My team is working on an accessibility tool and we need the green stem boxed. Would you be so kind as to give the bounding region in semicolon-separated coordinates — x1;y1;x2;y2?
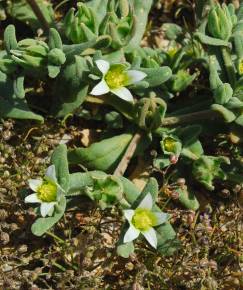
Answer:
87;96;220;127
161;109;219;126
221;46;236;88
46;231;65;244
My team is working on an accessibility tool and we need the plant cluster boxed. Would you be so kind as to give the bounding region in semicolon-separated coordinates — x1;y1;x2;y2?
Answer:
0;0;242;259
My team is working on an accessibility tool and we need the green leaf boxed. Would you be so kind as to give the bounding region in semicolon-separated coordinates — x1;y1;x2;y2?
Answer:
119;176;140;205
126;0;153;50
67;171;107;196
51;145;70;192
49;28;63;50
192;155;230;190
153;155;171;169
7;0;54;30
68;133;133;172
162;23;183;40
177;125;202;146
181;140;204;160
117;242;134;258
99;94;135;120
211;104;236;122
86;0;109;29
214;83;233;105
51;56;89;117
140;66;172;87
31;196;66;236
171;70;197;93
105;111;123;129
86;175;123;209
0;69;43;122
195;32;230;47
63;36;111;59
226;97;243;109
235;114;243;126
68;172;94;195
156;222;181;256
48;65;60;78
177;186;199;210
4;25;18;54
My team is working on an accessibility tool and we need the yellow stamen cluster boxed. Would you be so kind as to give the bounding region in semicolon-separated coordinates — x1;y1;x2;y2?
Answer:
132;208;157;231
37;181;57;202
238;60;243;75
163;137;177;152
167;47;178;58
105;65;129;89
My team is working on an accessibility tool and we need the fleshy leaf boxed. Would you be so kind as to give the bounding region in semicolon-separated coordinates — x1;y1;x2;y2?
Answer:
31;196;66;236
68;134;133;172
51;145;70;192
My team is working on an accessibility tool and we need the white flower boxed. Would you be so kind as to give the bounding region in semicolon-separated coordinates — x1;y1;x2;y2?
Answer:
25;165;64;217
90;59;147;102
123;193;168;249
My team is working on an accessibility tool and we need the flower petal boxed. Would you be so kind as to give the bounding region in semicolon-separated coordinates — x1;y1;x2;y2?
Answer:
40;202;56;217
111;87;134;102
25;193;41;203
126;70;147;84
142;227;157;249
123;224;140;243
28;179;42;192
138;193;153;210
124;209;135;222
96;60;110;74
90;79;110;95
153;212;168;226
45;165;57;182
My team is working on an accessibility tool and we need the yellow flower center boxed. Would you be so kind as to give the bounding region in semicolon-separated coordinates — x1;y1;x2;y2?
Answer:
167;47;178;58
105;65;129;89
132;208;157;231
238;60;243;75
37;181;57;202
163;137;177;152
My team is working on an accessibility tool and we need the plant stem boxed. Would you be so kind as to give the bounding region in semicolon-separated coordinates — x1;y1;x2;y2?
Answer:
221;46;236;88
161;109;219;126
26;0;50;31
114;132;142;177
87;96;221;126
46;231;65;244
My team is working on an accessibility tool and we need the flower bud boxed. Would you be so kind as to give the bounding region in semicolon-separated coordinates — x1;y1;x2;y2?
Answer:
10;39;49;70
64;3;96;44
161;135;182;156
99;0;134;49
207;4;232;41
170;155;178;164
177;178;186;186
135;97;167;131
